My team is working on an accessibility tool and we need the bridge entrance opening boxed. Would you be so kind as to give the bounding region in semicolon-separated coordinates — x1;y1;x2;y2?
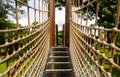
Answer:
55;7;65;46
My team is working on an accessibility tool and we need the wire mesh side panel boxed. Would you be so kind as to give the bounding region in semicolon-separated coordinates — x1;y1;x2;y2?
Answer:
0;0;50;77
70;0;120;77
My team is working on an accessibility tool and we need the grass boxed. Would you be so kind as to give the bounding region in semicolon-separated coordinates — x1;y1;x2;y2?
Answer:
0;47;120;77
0;60;14;73
0;59;14;77
0;62;7;73
99;48;120;77
0;53;36;77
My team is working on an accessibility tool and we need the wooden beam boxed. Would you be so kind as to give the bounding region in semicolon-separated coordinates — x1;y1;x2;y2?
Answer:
65;0;72;46
49;0;55;46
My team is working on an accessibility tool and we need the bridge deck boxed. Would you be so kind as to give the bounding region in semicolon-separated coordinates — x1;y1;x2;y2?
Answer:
44;47;74;77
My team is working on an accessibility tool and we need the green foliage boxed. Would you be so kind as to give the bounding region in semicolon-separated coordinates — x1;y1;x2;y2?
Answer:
58;30;63;36
99;48;120;76
0;0;26;29
0;0;25;19
0;0;26;56
0;0;13;19
0;20;17;29
58;30;63;45
32;21;39;26
55;0;65;10
55;0;66;7
0;59;14;73
58;37;63;45
116;33;120;48
0;20;18;47
98;0;117;28
98;0;120;47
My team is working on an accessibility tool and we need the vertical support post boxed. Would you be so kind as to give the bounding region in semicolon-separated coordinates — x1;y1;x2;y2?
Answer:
65;0;72;46
38;0;40;23
56;24;58;45
86;0;90;25
27;0;30;26
42;0;43;23
63;24;64;45
34;0;36;22
95;1;99;25
49;0;55;46
15;0;19;28
80;0;84;24
109;0;120;73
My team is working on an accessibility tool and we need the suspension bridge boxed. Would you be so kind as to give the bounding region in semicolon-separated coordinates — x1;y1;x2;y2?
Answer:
0;0;120;77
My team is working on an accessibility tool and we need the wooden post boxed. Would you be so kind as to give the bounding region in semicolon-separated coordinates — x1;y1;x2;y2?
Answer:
49;0;55;46
63;24;64;45
56;24;58;45
64;0;72;46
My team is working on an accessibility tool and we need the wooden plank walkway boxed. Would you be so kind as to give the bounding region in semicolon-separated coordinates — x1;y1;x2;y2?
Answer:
44;47;74;77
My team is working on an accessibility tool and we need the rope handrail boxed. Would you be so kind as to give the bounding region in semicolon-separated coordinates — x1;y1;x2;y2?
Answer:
0;0;50;77
16;0;49;12
0;20;49;33
71;21;120;70
70;0;120;77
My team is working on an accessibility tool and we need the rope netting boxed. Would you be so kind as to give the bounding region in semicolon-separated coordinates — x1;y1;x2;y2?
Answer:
0;0;49;77
70;0;120;77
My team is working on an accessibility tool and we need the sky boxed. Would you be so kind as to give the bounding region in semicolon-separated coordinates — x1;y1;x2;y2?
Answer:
9;1;95;31
9;0;65;31
55;7;65;30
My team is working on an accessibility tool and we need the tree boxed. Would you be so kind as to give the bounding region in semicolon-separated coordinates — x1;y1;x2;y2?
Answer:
97;0;120;47
0;0;26;55
55;0;66;7
0;0;26;29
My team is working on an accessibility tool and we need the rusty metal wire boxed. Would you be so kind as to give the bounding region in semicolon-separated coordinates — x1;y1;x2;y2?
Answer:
70;0;120;77
0;0;49;77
